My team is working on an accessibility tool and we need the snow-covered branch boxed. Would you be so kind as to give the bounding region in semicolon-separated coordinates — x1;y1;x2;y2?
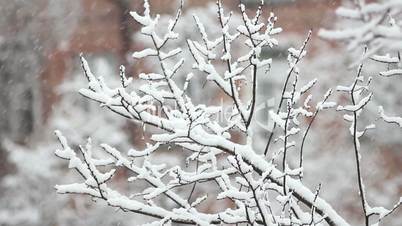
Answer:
320;0;402;75
53;1;401;226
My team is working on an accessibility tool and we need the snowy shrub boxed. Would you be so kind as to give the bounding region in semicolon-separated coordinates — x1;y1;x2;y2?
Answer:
54;1;401;225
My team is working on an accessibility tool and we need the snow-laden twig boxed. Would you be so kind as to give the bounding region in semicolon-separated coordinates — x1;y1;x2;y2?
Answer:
378;106;402;127
264;30;312;156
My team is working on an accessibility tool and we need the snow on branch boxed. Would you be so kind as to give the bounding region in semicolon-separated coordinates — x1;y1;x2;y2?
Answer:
320;0;402;75
53;1;401;226
378;106;402;127
334;58;401;225
319;0;402;52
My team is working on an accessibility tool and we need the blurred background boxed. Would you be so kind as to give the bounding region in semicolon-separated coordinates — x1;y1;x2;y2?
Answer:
0;0;400;225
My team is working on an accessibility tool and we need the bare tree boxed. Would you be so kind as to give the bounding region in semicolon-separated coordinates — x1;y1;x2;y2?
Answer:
54;1;401;225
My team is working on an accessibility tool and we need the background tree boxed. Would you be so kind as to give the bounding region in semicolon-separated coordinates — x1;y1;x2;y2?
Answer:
319;0;402;76
0;59;135;226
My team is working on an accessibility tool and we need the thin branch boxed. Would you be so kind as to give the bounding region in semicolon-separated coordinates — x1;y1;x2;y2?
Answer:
264;30;312;156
